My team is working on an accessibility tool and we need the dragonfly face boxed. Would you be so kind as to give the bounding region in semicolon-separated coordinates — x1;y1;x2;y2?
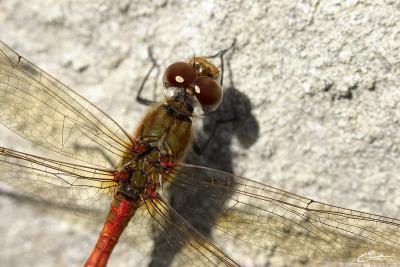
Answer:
163;57;223;113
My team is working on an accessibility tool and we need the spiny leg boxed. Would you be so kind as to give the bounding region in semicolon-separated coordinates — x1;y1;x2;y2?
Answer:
204;39;236;86
136;47;161;106
194;39;237;155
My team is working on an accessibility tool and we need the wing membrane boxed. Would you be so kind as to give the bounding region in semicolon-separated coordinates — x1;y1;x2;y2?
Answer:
0;146;238;266
144;196;239;267
0;41;133;169
0;146;117;212
163;163;400;264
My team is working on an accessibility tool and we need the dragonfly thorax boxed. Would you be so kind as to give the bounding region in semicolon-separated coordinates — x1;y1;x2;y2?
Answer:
114;58;225;201
116;147;173;200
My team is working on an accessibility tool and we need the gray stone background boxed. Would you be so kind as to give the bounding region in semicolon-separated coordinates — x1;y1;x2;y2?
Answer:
1;0;400;266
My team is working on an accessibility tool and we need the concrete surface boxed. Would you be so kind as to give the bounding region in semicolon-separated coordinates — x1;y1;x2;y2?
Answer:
1;0;400;266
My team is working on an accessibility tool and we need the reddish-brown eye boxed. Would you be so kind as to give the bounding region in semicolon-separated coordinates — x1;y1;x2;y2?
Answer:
163;62;197;88
194;77;223;111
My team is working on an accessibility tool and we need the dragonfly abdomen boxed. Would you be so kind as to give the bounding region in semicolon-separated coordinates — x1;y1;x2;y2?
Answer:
84;193;139;267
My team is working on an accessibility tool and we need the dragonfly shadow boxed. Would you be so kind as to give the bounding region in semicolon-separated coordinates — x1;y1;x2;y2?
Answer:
147;86;260;266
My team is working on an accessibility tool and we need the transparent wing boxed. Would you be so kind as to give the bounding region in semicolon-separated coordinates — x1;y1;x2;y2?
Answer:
128;196;239;267
0;41;133;169
90;191;240;267
0;146;238;266
159;163;400;265
0;146;117;212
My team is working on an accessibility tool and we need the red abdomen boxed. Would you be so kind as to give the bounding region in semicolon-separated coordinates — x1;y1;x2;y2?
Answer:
84;193;139;267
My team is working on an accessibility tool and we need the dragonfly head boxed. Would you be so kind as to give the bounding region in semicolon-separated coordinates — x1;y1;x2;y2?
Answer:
162;57;223;113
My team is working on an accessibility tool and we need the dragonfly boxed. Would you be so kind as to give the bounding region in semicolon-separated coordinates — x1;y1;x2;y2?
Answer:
0;41;400;267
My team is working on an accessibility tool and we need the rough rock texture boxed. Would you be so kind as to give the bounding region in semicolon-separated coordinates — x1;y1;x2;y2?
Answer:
1;0;400;266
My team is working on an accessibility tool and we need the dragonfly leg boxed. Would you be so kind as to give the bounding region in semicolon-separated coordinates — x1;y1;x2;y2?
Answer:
204;39;236;86
136;46;161;106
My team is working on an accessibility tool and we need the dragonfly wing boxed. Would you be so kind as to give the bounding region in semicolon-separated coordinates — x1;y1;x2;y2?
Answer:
162;163;400;264
0;146;117;213
0;41;133;169
142;196;239;267
119;194;239;267
106;203;193;267
0;147;235;266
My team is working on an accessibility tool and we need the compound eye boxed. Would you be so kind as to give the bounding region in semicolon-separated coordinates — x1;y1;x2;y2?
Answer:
163;62;197;88
194;77;223;111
